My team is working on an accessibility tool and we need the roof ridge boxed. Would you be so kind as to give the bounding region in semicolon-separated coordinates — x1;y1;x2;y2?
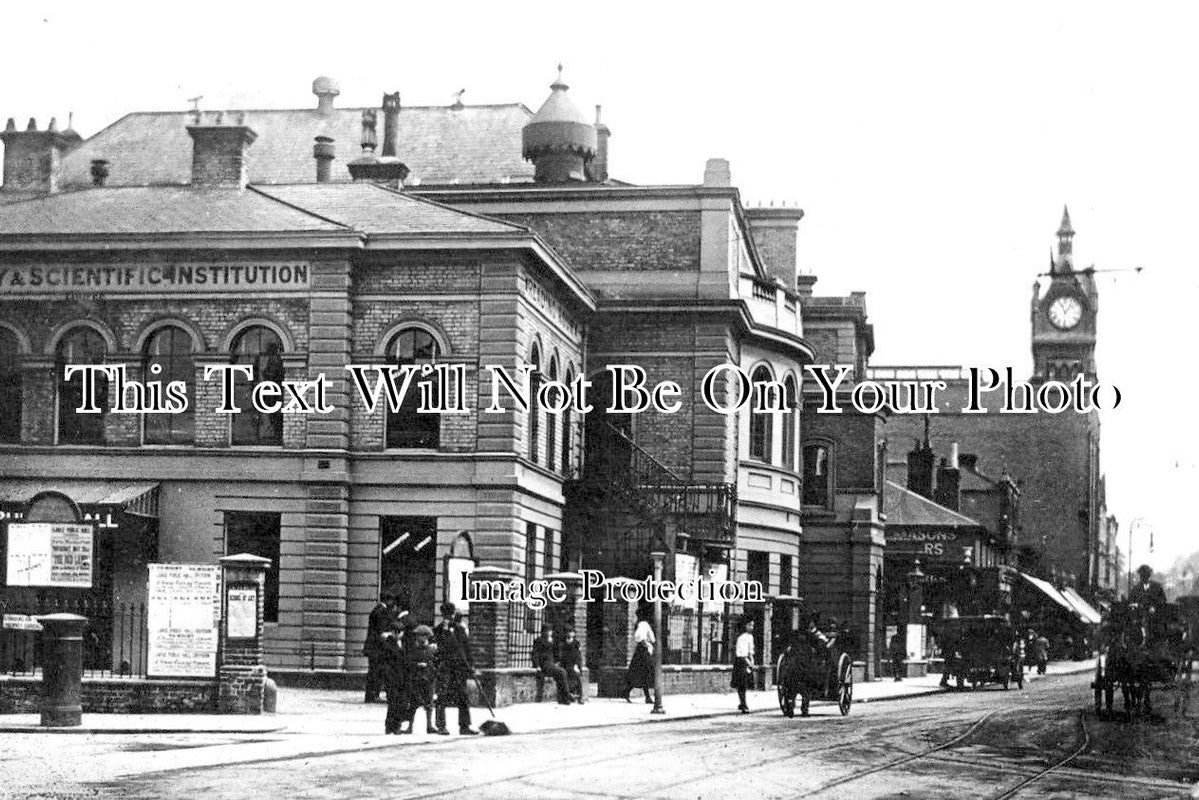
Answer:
247;185;360;233
116;103;532;117
368;183;532;234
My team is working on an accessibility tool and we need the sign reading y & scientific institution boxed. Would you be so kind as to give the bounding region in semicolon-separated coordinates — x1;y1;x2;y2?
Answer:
5;523;93;588
147;563;220;678
0;262;310;295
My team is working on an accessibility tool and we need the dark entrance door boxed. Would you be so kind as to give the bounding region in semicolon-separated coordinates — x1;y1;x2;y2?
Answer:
380;517;437;625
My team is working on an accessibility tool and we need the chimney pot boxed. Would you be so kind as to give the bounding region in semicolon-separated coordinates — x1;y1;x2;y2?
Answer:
313;76;340;115
47;117;58;132
4;118;15;132
26;118;37;131
90;159;110;187
590;104;611;183
314;136;335;183
381;92;400;158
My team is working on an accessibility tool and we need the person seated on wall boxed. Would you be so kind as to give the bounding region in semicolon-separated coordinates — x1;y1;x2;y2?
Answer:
531;626;572;705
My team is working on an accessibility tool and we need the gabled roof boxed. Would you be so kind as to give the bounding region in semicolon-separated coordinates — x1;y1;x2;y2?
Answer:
54;105;536;189
883;480;983;529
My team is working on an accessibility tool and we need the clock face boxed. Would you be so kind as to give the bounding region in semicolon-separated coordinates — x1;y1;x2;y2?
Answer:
1048;296;1083;330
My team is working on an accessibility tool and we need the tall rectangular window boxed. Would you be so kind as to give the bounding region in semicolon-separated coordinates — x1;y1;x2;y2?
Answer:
525;522;538;583
747;550;769;593
543;530;557;576
779;554;793;596
225;512;281;623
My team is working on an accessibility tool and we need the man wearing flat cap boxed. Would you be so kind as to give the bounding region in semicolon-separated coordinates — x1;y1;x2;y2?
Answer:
434;602;478;735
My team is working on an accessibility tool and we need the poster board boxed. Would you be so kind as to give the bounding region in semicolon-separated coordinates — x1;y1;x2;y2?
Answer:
147;563;220;678
5;523;93;588
445;556;475;611
673;553;700;610
704;563;729;613
226;587;258;639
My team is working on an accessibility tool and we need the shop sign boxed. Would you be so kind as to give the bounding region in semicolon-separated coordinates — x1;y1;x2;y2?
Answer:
147;563;220;678
5;523;93;588
887;529;965;561
226;588;258;639
673;553;700;610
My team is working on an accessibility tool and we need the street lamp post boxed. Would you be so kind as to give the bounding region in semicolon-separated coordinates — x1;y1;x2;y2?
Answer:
650;550;666;714
1127;518;1145;597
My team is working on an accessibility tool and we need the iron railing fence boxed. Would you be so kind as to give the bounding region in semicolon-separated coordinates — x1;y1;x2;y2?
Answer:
0;597;147;678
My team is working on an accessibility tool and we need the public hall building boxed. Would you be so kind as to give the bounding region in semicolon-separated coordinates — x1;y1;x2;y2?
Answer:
0;74;844;687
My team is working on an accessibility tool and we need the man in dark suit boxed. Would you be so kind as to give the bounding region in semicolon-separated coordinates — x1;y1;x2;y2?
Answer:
1129;564;1168;643
363;595;396;703
434;602;478;735
559;628;585;703
532;626;571;705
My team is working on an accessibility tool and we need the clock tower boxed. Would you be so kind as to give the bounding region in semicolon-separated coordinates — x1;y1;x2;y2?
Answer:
1031;206;1099;381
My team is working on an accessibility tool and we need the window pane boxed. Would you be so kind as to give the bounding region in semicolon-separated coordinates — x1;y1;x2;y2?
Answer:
386;328;441;449
56;328;107;445
144;327;195;445
225;512;281;623
231;327;284;446
803;445;830;506
0;328;21;443
749;367;773;463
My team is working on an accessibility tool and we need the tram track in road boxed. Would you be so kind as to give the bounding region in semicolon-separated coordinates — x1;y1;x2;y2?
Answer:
983;710;1090;800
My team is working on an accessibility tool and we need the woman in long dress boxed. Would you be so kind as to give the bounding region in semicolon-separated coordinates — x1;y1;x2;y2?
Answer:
625;617;655;703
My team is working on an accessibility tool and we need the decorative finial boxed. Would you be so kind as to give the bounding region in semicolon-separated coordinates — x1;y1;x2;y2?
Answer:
552;63;567;90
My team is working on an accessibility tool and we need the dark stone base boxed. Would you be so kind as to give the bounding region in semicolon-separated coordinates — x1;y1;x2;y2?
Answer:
593;664;772;698
0;676;217;715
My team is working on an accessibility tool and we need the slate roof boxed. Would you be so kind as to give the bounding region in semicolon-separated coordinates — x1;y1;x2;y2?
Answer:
883;480;984;529
253;183;525;237
0;186;349;236
0;183;533;239
54;105;536;190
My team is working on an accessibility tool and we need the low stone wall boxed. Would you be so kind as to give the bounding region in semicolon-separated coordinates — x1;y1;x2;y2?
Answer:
593;664;772;698
0;675;217;715
477;667;590;707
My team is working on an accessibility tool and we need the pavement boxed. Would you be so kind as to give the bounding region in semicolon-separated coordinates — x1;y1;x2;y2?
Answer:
0;657;1096;736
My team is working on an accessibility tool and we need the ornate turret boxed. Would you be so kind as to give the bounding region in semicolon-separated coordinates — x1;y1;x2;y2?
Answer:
1053;205;1075;273
521;66;597;183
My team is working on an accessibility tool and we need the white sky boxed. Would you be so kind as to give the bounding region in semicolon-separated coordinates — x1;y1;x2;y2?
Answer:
3;1;1196;571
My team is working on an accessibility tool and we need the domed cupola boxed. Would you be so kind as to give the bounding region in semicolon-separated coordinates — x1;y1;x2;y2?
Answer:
522;65;597;183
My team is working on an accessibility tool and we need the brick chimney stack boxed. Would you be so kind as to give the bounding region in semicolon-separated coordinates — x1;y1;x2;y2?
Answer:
934;446;961;512
796;274;817;297
746;204;805;289
1;116;83;193
186;112;257;188
589;104;611;182
347;97;408;188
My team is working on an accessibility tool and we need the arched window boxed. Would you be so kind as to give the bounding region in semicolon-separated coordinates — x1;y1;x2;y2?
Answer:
803;444;831;507
545;356;559;472
528;344;541;464
782;375;798;471
748;365;774;463
143;326;195;445
561;367;575;475
231;326;284;446
56;327;108;445
0;328;21;443
386;327;440;449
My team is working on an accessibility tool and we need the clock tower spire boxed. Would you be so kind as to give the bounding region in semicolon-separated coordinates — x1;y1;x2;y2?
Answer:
1031;206;1098;381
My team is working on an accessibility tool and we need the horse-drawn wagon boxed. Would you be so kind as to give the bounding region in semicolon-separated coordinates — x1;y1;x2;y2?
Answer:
775;623;853;717
939;615;1023;691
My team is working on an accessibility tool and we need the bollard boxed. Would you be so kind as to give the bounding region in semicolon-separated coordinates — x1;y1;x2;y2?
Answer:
38;613;88;727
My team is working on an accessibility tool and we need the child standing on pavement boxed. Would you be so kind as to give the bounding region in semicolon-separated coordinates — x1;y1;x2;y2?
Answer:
401;624;438;734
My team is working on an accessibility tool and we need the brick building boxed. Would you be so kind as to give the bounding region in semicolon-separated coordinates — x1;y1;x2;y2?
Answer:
872;209;1112;600
0;106;595;690
0;72;896;693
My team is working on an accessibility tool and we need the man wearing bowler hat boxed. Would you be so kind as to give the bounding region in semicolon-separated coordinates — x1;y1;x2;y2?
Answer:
434;602;478;735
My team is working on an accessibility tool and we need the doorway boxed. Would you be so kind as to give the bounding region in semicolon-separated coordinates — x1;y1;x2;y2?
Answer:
380;517;437;625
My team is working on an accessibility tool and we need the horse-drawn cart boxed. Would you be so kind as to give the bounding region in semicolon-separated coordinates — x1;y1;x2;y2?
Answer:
939;615;1023;691
1093;600;1190;717
775;627;853;717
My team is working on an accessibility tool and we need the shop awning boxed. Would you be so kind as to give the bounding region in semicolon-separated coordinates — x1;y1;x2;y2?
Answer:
1060;587;1103;625
0;480;160;518
1018;571;1078;617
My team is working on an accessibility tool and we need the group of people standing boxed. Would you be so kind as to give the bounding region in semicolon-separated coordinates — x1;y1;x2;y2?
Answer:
363;598;478;736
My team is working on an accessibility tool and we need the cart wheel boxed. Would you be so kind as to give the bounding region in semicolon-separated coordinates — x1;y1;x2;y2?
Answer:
838;655;853;716
778;684;795;718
